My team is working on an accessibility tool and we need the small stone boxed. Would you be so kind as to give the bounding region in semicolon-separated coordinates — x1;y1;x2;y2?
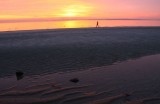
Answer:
70;78;79;83
125;93;130;97
16;71;24;80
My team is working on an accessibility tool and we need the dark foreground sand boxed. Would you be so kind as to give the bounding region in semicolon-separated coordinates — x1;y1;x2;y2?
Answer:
0;54;160;104
0;27;160;104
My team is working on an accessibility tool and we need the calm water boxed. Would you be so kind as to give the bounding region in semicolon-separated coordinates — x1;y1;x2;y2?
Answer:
0;20;160;31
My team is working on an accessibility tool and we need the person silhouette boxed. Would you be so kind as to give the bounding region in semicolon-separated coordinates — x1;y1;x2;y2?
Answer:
96;21;99;28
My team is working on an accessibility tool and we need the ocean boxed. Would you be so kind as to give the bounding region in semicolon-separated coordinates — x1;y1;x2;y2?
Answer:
0;20;160;31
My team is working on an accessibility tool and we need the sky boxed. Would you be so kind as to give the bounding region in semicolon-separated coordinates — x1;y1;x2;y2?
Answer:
0;0;160;20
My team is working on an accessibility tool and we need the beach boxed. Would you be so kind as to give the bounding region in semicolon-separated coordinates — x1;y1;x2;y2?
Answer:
0;27;160;104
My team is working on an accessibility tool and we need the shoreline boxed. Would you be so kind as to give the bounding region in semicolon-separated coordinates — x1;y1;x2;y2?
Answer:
0;26;160;33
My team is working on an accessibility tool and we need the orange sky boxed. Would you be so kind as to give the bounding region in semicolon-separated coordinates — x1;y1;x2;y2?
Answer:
0;0;160;20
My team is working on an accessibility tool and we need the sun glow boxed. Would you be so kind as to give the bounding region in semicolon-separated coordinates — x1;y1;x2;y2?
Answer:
0;0;159;21
0;15;31;19
57;4;93;17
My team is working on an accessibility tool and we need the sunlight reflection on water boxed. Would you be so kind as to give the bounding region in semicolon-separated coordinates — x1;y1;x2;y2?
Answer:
0;20;160;31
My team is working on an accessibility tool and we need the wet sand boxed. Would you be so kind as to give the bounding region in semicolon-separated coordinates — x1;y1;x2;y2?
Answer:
0;54;160;104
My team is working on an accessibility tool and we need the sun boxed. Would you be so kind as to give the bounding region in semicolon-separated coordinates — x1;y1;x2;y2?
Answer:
57;4;93;17
63;7;78;17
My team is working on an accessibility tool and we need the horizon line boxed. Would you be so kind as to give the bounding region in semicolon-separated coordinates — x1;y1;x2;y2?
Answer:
0;18;159;23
